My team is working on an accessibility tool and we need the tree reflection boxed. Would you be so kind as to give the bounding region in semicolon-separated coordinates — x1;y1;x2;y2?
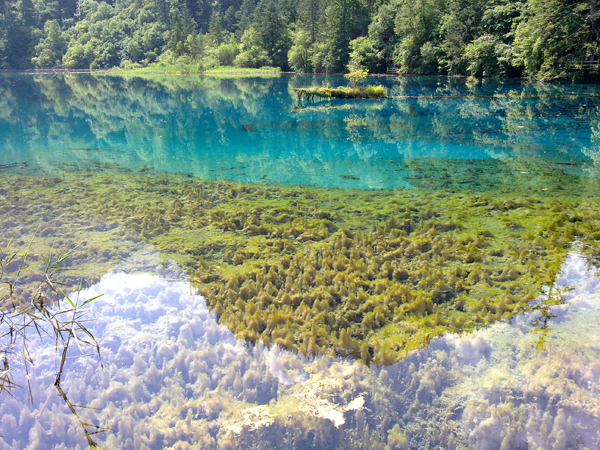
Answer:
0;74;599;194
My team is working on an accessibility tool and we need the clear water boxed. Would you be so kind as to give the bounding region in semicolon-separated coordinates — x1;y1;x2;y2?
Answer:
2;243;599;449
1;73;600;449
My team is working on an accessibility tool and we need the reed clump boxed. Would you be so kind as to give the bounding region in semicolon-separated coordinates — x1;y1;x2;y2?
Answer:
0;240;107;446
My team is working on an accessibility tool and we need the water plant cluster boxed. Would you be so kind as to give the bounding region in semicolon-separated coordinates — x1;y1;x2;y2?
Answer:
295;85;388;101
0;240;107;447
3;167;599;366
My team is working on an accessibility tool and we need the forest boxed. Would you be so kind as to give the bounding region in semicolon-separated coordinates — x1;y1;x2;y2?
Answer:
0;0;599;79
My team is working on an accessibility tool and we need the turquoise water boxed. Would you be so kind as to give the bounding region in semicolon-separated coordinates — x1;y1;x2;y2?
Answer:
1;74;600;189
1;73;600;449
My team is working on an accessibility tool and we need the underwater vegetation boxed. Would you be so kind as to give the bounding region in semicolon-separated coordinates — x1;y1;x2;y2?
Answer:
2;166;600;366
3;74;600;448
1;249;598;449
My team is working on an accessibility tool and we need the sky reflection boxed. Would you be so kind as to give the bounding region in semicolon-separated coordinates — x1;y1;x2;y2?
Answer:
0;246;598;449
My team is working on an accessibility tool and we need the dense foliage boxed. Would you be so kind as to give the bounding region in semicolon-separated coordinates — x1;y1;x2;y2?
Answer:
0;0;599;78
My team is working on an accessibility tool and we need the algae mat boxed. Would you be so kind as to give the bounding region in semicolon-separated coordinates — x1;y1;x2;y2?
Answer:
2;163;600;365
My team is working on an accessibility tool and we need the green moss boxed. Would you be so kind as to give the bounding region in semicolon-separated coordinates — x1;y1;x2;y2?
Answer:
2;167;600;365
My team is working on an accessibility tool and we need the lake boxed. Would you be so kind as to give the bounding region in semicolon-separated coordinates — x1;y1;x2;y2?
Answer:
0;73;599;449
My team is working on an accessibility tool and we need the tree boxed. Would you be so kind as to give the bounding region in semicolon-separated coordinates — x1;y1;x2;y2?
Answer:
252;0;291;69
1;0;37;68
349;36;379;73
296;0;320;43
392;0;446;74
32;18;67;67
357;0;398;73
234;26;270;67
321;0;370;72
207;10;223;46
513;0;600;79
62;39;96;68
234;0;256;37
216;38;240;65
0;0;597;76
288;28;313;72
437;0;487;74
169;0;197;55
464;33;513;76
345;57;368;87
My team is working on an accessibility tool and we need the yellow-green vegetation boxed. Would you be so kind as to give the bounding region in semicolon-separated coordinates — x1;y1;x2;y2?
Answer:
2;168;599;365
99;64;282;76
294;85;388;101
345;58;369;88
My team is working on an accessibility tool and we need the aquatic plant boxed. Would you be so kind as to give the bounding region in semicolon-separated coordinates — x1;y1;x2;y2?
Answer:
295;86;388;100
0;239;107;447
364;85;387;98
3;167;598;366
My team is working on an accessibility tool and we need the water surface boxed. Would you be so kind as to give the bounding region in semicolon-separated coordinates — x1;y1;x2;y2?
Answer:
1;73;600;449
2;73;600;189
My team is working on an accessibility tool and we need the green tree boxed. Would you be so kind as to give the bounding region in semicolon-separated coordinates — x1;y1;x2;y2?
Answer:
126;8;167;63
222;5;237;32
234;0;256;37
32;18;67;67
216;37;240;65
2;0;37;68
356;0;398;73
252;0;291;69
34;0;60;25
288;28;313;72
207;10;223;46
345;57;368;87
62;39;97;68
437;0;487;74
234;26;270;67
349;36;379;72
320;0;370;72
513;0;600;79
296;0;320;43
392;0;446;74
169;0;197;55
464;33;513;76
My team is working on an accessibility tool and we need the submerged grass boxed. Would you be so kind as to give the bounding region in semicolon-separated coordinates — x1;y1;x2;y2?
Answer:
2;166;599;365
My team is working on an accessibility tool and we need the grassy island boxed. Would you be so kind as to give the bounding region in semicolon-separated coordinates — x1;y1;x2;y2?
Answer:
293;60;388;101
294;85;388;100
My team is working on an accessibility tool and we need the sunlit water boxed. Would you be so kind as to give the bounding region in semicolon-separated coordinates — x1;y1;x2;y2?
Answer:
1;73;600;449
